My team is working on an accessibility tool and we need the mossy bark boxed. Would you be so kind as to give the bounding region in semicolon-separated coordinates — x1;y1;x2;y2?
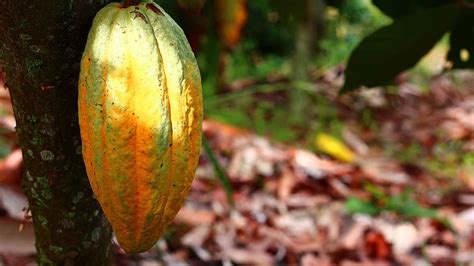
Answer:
0;1;114;264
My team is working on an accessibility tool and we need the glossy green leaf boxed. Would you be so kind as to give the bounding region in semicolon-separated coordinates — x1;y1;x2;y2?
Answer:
341;4;461;93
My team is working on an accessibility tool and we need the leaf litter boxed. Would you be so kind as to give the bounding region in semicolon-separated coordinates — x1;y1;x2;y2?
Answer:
0;69;473;265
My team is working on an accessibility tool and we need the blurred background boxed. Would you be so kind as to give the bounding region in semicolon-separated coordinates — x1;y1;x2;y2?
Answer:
1;0;474;265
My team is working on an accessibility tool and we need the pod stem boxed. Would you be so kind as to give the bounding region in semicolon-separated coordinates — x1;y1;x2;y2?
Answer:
122;0;141;8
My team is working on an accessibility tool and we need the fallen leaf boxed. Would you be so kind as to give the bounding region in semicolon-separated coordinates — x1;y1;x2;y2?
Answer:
0;217;35;254
315;133;356;163
225;248;273;266
0;186;28;221
175;206;216;226
0;149;23;187
181;225;211;247
363;229;392;260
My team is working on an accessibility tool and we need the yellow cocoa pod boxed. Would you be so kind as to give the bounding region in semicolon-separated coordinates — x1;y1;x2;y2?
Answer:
78;1;202;253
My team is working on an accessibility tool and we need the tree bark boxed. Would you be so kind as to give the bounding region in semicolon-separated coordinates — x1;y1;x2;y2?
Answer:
289;0;325;125
0;1;114;264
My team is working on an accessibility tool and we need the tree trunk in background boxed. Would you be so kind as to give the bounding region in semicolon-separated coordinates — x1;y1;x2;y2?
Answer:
289;0;325;125
0;1;114;264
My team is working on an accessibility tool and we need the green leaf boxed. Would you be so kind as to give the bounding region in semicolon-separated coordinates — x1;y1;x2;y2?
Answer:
176;0;206;14
341;4;460;93
398;201;437;218
202;137;235;208
447;10;474;69
372;0;451;19
345;197;380;215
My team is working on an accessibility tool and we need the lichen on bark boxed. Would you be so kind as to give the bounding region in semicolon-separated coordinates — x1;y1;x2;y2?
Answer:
0;0;115;264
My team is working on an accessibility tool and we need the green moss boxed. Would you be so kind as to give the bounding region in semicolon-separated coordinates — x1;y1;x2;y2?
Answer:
91;227;101;242
25;57;43;72
37;249;54;265
82;241;92;249
49;245;64;254
37;214;48;228
37;176;52;200
40;150;55;161
26;115;38;124
72;192;85;204
30;136;45;146
61;217;75;229
28;175;52;208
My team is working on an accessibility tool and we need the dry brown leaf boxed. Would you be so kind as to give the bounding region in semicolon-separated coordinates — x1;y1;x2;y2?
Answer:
0;186;28;221
225;248;273;266
340;261;392;266
343;129;369;156
363;229;392;260
359;158;409;184
277;169;296;200
0;65;5;90
285;194;330;209
0;116;16;133
0;149;23;187
424;245;453;262
181;225;211;248
291;149;353;179
274;211;317;237
0;217;35;254
388;223;419;256
301;253;332;266
340;219;370;250
175;206;216;225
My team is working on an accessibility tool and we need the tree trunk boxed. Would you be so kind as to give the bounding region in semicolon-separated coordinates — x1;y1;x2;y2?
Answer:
0;1;114;264
289;0;324;125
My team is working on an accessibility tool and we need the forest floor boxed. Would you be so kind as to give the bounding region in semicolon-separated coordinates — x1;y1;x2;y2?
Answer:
0;69;473;265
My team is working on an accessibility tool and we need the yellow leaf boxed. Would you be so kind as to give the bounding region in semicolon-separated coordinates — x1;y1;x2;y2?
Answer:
314;133;355;163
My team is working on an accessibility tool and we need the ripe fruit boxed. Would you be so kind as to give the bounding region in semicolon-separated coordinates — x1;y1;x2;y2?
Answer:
78;1;202;253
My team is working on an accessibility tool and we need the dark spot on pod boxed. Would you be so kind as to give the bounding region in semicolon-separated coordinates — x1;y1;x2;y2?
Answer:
146;3;163;15
129;10;147;22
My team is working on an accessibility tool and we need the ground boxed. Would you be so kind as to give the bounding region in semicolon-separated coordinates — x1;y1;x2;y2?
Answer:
0;69;473;265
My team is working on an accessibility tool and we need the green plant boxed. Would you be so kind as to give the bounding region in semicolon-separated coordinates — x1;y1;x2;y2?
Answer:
342;0;474;92
345;184;442;221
